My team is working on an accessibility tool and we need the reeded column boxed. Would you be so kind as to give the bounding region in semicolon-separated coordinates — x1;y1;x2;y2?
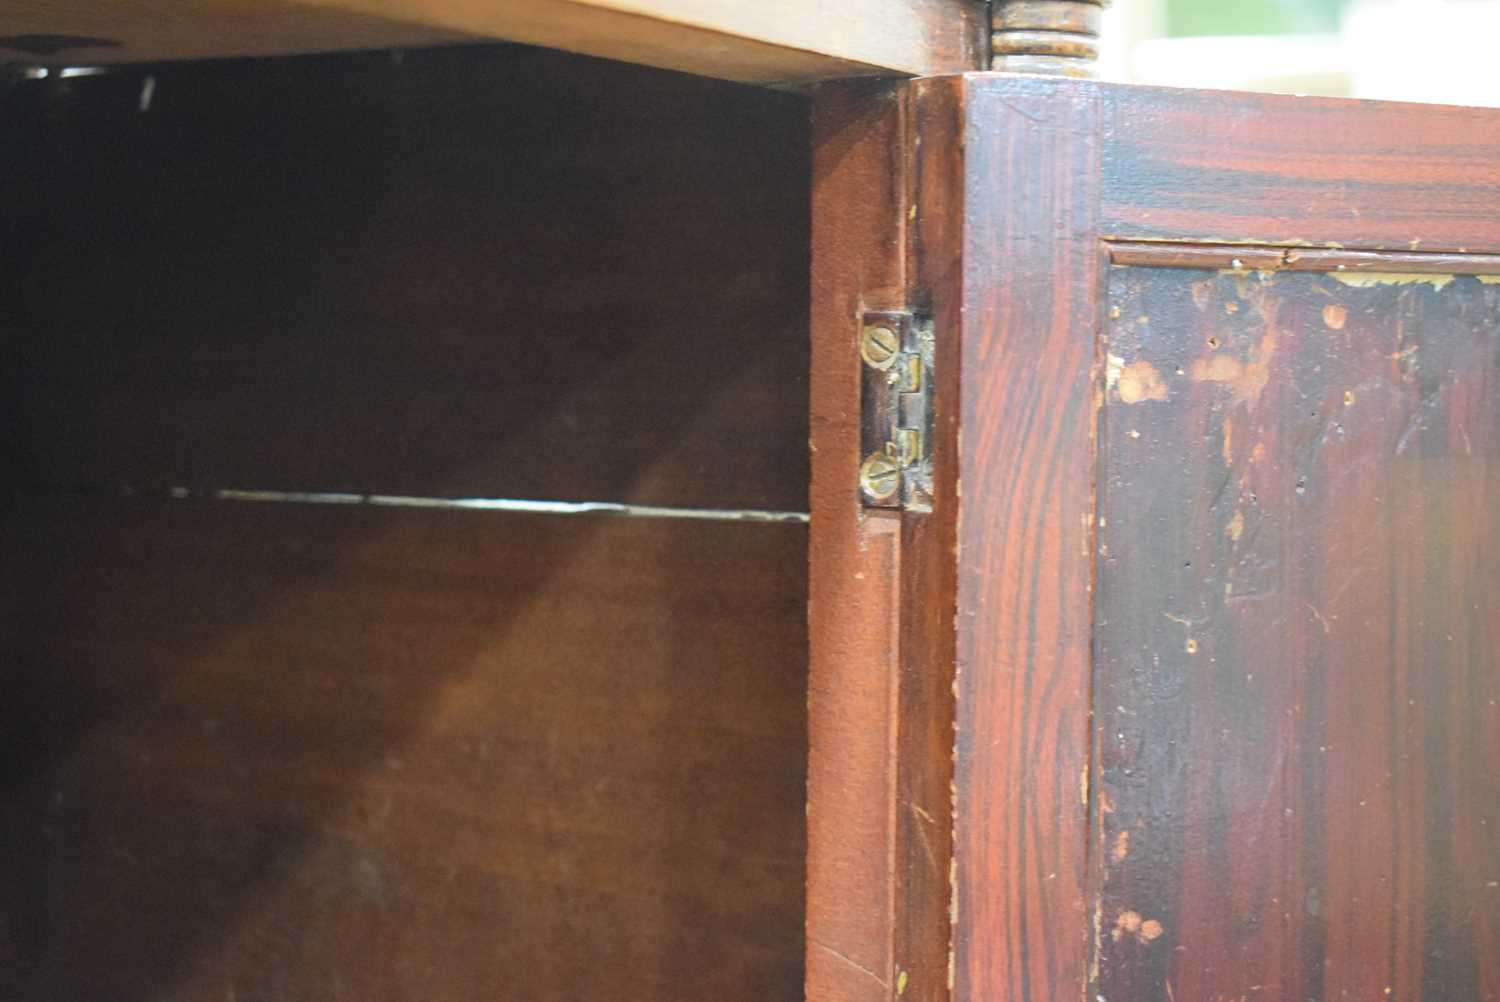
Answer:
991;0;1109;77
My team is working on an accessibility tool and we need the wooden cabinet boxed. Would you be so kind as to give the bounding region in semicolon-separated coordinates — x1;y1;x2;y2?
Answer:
809;72;1500;1002
3;5;1498;1002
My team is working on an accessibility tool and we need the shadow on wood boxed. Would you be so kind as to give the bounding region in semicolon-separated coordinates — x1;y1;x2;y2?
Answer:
0;45;811;1002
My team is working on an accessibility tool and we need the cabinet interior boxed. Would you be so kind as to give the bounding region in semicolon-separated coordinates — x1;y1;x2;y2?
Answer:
1;44;811;1001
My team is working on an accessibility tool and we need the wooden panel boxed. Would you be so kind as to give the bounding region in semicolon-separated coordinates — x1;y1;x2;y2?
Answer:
1094;265;1500;1002
0;496;807;1001
942;74;1101;1002
922;77;1500;1002
898;72;963;1002
806;77;957;1002
1092;83;1500;1002
1102;86;1500;254
1;0;987;83
0;0;473;64
806;80;909;1002
0;45;809;512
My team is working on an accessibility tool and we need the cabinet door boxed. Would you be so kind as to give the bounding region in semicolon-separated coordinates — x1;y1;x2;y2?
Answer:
809;75;1500;1002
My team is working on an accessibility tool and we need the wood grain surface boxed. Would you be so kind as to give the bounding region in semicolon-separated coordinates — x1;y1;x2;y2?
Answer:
937;75;1500;1002
806;79;910;1002
1;0;987;83
1;45;810;511
938;73;1103;1002
806;74;962;1002
1095;265;1500;1002
900;70;964;1002
0;497;808;1001
1101;85;1500;254
0;0;471;64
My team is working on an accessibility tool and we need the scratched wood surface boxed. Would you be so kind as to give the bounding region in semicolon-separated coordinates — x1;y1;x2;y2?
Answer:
0;497;807;1001
928;75;1500;1002
0;45;809;511
805;80;912;1002
938;74;1102;1002
805;77;959;1002
1095;267;1500;1002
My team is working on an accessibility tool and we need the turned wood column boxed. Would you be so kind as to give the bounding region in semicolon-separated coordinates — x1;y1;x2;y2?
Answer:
991;0;1109;76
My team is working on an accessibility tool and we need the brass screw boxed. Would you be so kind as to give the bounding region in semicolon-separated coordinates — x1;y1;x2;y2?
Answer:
860;325;900;370
860;451;902;503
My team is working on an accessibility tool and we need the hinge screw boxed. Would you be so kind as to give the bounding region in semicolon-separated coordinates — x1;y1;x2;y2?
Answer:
860;324;901;370
859;450;902;503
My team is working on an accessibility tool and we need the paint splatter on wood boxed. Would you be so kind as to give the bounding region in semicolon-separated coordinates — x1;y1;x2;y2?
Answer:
1096;266;1500;1002
1117;360;1169;404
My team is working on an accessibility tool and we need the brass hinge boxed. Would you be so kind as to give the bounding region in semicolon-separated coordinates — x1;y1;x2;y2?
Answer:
858;309;934;512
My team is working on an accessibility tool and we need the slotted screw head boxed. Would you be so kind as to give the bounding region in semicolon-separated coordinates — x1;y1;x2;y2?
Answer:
860;451;902;503
860;325;900;370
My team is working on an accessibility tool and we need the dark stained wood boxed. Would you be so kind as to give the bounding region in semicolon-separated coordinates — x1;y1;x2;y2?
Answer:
0;496;807;1001
1109;240;1500;276
898;72;964;1002
0;45;809;511
2;0;988;84
1101;86;1500;254
927;75;1500;1002
1094;265;1500;1002
933;73;1103;1002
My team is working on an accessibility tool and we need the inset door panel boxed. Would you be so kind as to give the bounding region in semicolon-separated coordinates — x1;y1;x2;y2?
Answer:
1097;262;1500;1002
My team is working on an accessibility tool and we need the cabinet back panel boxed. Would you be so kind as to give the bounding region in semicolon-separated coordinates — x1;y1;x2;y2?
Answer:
0;45;810;511
0;497;807;1001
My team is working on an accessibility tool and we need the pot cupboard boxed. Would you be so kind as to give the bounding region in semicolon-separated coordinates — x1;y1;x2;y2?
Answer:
2;3;1497;1001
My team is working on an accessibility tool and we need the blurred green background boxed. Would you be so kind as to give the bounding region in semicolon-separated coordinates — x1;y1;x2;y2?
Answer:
1107;0;1500;105
1167;0;1345;36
